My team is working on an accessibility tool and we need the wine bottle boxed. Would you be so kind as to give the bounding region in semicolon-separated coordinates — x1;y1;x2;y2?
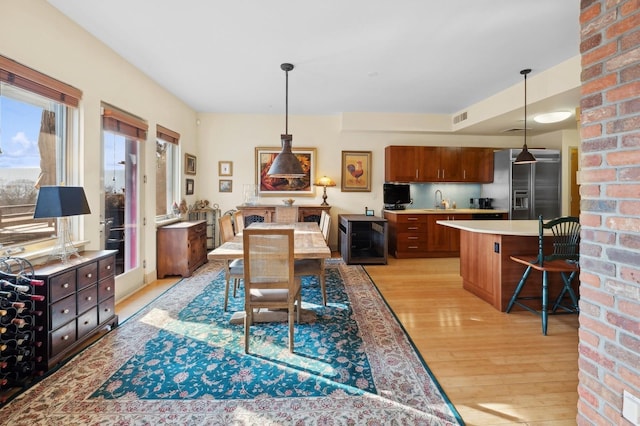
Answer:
0;300;25;310
0;281;30;293
0;330;31;341
0;291;45;303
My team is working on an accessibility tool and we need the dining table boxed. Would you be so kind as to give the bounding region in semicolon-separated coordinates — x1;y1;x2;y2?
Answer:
207;221;331;324
207;221;331;261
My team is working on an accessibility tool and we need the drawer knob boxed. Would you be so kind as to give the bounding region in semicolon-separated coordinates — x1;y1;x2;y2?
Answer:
106;286;112;291
86;296;92;301
86;273;92;278
63;283;69;288
62;335;69;341
104;308;111;313
106;265;112;270
63;309;70;314
84;320;89;325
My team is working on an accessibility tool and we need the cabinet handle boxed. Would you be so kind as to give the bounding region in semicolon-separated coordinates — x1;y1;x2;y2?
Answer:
104;308;111;313
464;170;467;179
106;286;112;291
86;296;92;301
408;227;418;230
408;236;418;240
407;217;418;221
106;265;112;270
415;169;419;179
63;309;70;314
86;273;92;278
408;246;418;249
63;283;69;289
62;335;69;341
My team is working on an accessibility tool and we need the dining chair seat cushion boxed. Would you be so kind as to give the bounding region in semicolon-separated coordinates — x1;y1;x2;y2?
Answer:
248;288;290;302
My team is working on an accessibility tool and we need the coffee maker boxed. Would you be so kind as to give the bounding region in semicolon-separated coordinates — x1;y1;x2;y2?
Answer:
470;197;493;209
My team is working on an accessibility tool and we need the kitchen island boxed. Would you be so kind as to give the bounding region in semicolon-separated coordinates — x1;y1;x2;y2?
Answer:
436;220;576;311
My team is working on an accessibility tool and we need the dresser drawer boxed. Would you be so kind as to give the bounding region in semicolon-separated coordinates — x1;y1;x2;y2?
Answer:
50;270;76;303
77;307;98;339
50;320;76;358
98;276;115;302
50;294;77;331
77;284;98;314
98;297;115;324
98;256;115;279
396;240;428;252
77;261;98;289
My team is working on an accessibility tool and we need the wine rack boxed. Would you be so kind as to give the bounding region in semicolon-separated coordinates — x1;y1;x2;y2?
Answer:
0;256;45;405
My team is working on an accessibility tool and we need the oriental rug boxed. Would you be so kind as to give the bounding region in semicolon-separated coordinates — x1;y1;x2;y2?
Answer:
1;260;463;425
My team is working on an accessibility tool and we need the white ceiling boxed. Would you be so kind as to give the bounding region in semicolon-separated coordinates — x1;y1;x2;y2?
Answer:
47;0;581;135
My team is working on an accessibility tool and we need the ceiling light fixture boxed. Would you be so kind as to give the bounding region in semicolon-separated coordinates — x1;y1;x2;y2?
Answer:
267;63;305;178
533;111;572;124
514;68;536;164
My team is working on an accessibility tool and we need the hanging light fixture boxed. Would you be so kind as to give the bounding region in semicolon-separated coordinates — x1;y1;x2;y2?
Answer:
267;63;305;178
514;68;537;164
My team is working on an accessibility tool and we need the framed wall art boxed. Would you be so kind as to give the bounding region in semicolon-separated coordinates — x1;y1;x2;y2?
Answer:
255;146;316;196
219;179;233;193
218;161;233;176
186;178;194;195
341;150;372;192
185;153;197;175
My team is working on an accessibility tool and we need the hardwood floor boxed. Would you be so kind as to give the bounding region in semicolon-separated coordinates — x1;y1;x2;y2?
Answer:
116;256;579;425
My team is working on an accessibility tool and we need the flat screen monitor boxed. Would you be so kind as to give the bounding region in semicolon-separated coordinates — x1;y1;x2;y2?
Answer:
383;183;411;206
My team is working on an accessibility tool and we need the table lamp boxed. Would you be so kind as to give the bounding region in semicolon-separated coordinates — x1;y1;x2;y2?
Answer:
33;186;91;263
315;176;336;206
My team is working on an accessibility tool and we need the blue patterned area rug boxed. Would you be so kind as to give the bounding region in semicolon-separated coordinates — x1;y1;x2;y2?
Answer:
2;260;463;425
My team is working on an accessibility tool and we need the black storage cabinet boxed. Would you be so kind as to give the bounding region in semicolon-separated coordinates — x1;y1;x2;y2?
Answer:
338;214;388;264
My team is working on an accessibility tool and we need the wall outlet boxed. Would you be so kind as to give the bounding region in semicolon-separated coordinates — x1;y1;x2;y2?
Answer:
494;242;500;253
623;390;640;426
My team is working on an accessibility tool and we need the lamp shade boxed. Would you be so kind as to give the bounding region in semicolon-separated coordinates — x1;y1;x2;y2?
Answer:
267;136;305;178
33;186;91;218
315;176;336;187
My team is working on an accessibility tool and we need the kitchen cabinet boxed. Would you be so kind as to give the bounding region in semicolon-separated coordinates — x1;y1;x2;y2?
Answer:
33;250;118;371
385;145;494;183
157;220;207;278
338;215;387;264
426;213;472;256
384;211;428;258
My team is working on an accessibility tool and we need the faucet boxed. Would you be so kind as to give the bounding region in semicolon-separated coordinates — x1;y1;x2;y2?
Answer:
435;189;443;208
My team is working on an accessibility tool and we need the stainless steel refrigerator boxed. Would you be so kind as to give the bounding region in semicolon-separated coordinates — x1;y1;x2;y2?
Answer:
481;149;561;220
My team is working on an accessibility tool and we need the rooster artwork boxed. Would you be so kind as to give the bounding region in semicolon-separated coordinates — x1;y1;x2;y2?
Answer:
342;151;371;191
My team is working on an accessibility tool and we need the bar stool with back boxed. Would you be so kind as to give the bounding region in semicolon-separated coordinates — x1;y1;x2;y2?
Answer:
506;215;581;335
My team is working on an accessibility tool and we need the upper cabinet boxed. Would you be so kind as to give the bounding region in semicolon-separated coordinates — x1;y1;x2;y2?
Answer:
385;146;494;183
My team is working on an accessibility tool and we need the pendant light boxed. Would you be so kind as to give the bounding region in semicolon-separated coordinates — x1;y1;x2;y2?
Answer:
267;63;305;178
514;68;537;164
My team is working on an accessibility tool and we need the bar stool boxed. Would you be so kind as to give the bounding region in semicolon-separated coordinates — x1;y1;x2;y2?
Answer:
507;215;580;335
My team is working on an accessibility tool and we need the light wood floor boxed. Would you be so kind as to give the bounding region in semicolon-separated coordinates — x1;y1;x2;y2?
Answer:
116;256;579;425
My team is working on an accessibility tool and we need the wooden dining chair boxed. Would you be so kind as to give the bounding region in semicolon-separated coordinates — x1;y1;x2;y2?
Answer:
232;210;244;235
506;215;580;335
219;215;244;311
294;215;331;306
275;206;299;223
242;228;300;353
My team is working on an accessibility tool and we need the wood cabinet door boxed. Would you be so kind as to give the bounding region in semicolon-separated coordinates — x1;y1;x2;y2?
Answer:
385;146;420;182
438;147;462;181
461;148;494;182
426;214;450;252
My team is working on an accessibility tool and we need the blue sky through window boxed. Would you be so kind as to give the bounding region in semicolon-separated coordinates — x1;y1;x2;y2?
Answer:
0;96;42;170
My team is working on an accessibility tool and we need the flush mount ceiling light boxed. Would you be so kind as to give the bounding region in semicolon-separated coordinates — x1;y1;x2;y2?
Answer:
533;111;573;124
514;68;537;165
267;63;305;178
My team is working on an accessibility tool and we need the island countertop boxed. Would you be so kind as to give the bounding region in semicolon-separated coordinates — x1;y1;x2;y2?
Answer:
436;219;539;236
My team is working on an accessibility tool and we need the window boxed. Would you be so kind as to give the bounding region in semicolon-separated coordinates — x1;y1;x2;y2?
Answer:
0;55;80;252
156;125;180;219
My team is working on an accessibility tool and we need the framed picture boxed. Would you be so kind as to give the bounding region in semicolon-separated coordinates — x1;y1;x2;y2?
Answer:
219;179;233;193
185;153;197;175
218;161;233;176
186;178;194;195
341;151;372;192
255;146;316;196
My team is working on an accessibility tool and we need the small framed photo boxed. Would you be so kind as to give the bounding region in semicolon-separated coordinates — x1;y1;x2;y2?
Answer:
219;161;233;176
186;178;194;195
219;179;233;193
342;151;372;192
365;208;375;216
185;153;197;175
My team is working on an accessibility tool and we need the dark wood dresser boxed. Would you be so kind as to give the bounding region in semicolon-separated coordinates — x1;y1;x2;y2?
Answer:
157;220;207;278
33;250;118;371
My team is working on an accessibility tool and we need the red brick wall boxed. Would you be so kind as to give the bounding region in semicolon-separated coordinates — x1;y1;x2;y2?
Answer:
578;0;640;424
